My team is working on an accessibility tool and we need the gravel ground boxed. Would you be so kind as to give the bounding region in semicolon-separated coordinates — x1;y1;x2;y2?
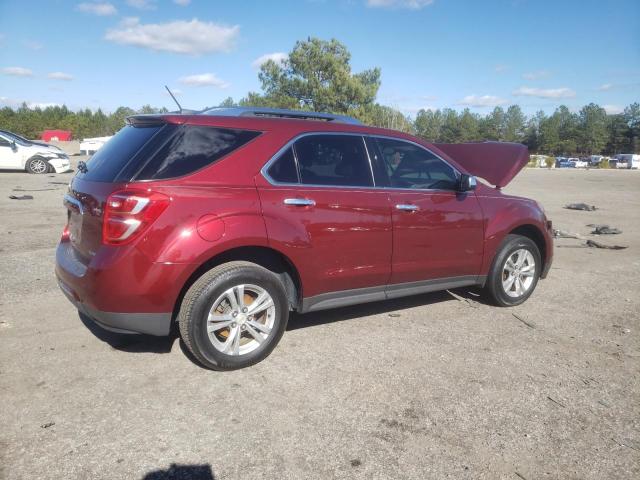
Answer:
0;162;638;480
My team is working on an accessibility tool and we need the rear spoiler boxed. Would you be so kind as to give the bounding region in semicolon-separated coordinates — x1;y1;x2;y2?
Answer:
434;141;529;188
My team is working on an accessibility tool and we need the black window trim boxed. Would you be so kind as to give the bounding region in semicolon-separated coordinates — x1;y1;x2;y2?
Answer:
260;132;461;193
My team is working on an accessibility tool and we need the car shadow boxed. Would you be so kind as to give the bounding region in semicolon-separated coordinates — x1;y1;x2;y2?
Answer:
78;286;489;362
78;312;178;354
142;463;215;480
286;286;487;331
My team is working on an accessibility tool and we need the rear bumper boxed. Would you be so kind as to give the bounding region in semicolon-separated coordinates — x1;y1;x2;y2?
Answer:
55;240;184;336
57;277;172;335
59;280;171;335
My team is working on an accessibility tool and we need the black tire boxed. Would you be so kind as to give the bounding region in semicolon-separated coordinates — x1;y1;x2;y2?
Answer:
26;156;50;174
178;261;289;370
484;234;542;307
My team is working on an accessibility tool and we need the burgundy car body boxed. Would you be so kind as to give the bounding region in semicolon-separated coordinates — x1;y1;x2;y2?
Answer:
55;112;553;336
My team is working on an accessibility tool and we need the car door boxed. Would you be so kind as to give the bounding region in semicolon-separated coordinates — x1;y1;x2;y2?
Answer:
257;133;393;304
371;136;484;288
0;134;19;169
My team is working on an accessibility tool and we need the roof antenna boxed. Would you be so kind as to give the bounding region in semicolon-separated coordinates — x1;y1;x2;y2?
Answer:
165;85;182;113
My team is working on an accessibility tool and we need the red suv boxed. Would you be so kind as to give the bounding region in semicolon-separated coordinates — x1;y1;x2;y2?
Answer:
56;107;553;370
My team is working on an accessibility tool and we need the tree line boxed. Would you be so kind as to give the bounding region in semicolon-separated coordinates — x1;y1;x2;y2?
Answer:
1;38;638;155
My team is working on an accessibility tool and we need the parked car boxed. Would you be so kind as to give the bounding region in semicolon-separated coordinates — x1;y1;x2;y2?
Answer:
0;129;71;173
80;136;113;155
556;157;575;168
614;154;640;169
55;107;554;370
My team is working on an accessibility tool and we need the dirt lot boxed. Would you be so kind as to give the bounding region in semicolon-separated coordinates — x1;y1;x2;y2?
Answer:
0;162;638;480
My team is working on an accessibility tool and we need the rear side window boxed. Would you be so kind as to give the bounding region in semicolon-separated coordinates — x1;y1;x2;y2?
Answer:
135;126;261;180
294;135;372;187
267;147;299;183
79;125;161;182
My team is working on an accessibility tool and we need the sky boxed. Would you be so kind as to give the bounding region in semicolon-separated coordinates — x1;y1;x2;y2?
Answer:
0;0;638;117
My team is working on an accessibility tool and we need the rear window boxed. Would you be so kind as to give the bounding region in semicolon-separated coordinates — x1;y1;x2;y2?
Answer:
134;126;261;180
78;125;161;182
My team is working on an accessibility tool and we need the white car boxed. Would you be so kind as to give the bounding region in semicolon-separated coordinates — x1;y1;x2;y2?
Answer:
80;136;112;155
0;130;71;174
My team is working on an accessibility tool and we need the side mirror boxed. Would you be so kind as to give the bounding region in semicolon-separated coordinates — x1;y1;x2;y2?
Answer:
11;141;17;151
458;174;477;192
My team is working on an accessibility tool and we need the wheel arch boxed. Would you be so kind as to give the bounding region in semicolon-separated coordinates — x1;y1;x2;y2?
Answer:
509;223;547;271
173;245;303;322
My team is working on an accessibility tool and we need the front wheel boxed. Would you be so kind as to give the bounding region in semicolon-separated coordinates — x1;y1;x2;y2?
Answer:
26;156;50;174
178;261;289;370
485;234;541;307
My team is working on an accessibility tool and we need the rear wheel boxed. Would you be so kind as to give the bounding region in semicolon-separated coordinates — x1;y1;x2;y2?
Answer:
485;234;541;307
178;261;289;370
26;156;49;174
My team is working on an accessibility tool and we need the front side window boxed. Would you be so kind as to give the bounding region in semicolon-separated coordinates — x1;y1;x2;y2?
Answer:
0;135;12;147
294;135;373;187
375;137;458;190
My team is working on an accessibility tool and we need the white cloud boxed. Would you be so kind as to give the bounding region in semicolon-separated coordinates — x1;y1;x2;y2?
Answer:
174;0;191;5
512;86;576;99
0;97;59;109
366;0;434;8
597;83;613;91
458;94;507;107
252;52;287;69
2;66;33;77
105;17;239;55
126;0;156;10
76;2;117;16
179;73;229;88
522;70;550;80
603;104;623;114
494;64;508;73
48;72;74;81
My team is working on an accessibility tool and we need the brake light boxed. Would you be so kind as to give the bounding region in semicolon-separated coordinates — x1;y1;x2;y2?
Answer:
61;224;70;241
102;190;170;245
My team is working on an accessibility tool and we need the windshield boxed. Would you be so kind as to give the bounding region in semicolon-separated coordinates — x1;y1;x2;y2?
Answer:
0;130;31;146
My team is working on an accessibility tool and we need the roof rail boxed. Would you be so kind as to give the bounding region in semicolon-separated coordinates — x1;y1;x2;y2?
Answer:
201;106;362;125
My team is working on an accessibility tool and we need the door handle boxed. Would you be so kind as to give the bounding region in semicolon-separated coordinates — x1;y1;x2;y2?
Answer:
396;204;419;212
284;198;316;207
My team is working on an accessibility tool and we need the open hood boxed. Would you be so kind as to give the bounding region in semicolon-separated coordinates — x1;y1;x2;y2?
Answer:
434;141;529;188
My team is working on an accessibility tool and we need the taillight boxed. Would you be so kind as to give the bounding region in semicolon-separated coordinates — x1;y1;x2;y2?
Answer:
102;190;170;245
61;224;70;241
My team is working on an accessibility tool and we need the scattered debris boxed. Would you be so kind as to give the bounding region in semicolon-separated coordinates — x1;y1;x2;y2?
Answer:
515;473;528;480
597;400;611;408
350;459;362;467
446;290;480;308
553;229;584;240
513;313;536;329
8;195;33;200
586;239;627;250
546;396;566;408
611;438;640;452
589;224;622;235
12;187;58;192
388;313;401;317
564;203;597;211
40;422;55;429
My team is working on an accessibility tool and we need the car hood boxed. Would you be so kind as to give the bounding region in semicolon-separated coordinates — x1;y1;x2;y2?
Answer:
433;141;529;188
30;140;63;151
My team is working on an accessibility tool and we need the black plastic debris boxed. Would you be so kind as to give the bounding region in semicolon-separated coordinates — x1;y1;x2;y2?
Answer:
564;203;597;211
586;239;627;250
588;224;622;235
8;195;34;200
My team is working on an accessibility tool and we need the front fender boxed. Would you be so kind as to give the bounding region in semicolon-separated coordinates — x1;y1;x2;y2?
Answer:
478;194;552;276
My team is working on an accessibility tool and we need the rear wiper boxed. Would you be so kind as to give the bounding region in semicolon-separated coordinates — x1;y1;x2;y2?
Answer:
77;161;88;174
